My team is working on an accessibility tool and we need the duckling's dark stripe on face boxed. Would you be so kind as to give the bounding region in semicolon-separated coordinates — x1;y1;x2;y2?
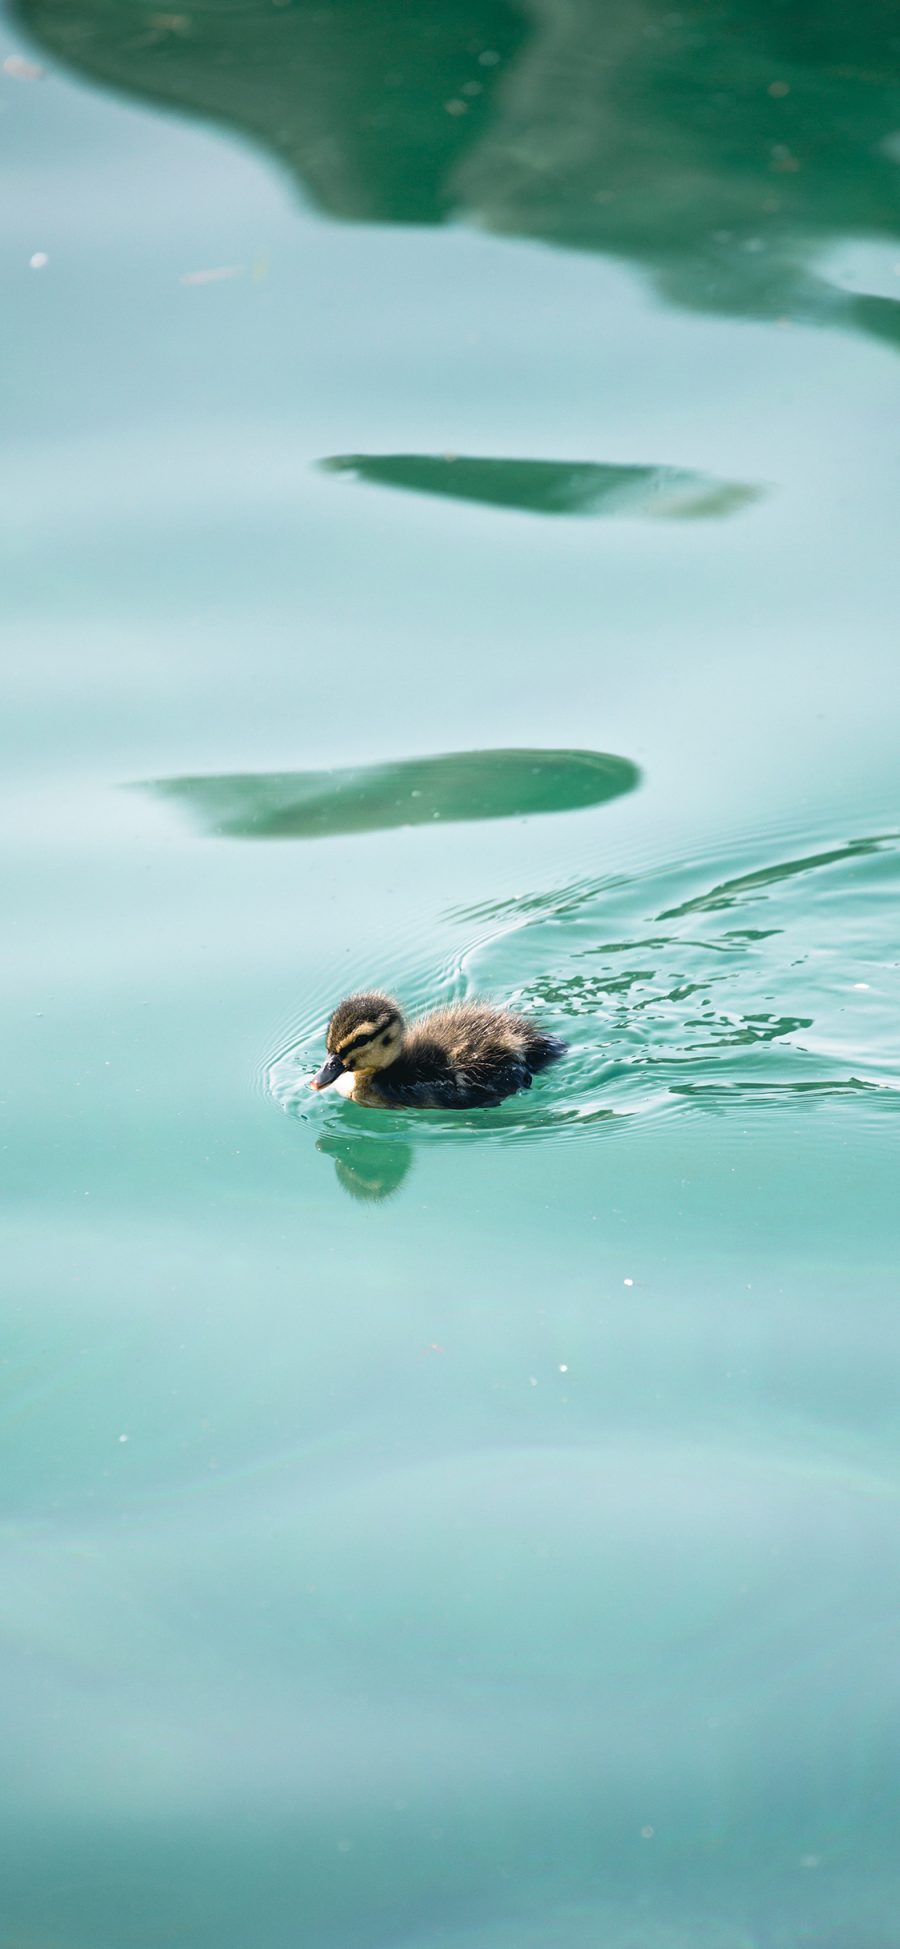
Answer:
335;1015;398;1059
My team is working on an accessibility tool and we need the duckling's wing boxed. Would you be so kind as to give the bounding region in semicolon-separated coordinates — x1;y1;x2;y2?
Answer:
368;1074;495;1110
451;1055;533;1108
371;1047;532;1110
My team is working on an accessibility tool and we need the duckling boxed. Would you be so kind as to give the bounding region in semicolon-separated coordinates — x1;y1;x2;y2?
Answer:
311;992;567;1109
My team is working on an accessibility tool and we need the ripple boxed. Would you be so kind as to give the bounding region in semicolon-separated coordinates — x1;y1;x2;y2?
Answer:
265;826;900;1177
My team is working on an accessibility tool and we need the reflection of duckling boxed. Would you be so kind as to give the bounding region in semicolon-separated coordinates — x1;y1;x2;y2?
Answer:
316;1132;413;1202
311;993;567;1109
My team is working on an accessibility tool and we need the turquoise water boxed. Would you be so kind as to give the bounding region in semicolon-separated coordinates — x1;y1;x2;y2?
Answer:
3;3;900;1944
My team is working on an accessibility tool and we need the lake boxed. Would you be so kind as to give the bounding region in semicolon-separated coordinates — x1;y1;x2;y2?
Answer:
3;2;899;1944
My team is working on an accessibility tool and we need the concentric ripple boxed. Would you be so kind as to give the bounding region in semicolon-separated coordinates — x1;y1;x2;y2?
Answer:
266;827;900;1173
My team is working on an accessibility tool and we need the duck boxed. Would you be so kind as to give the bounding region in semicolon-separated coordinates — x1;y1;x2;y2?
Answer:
311;992;567;1109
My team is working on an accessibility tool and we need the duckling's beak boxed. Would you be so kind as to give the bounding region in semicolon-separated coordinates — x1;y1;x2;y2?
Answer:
311;1052;346;1091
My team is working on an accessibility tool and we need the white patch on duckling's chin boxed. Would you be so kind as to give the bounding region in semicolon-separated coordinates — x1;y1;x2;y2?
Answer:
321;1069;357;1100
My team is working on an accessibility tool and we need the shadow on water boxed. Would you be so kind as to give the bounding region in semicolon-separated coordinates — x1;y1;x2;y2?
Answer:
322;455;764;520
16;0;900;348
268;826;900;1184
138;747;640;840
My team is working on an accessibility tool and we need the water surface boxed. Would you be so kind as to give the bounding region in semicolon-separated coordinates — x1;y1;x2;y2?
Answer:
2;2;900;1946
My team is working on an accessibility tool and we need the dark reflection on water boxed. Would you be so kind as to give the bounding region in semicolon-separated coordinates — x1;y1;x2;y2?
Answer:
17;0;900;345
139;747;640;840
324;455;763;520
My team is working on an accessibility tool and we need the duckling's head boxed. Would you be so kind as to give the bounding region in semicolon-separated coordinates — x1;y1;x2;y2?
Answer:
312;993;405;1090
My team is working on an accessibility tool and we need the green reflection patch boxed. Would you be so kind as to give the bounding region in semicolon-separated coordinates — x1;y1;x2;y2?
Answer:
323;454;762;520
17;0;900;346
139;747;640;840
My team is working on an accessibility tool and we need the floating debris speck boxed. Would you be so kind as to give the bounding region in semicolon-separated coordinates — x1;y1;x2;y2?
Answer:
180;264;243;286
3;53;44;79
